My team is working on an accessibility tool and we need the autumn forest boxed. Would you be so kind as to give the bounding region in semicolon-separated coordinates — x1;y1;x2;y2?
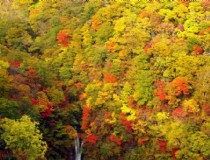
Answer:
0;0;210;160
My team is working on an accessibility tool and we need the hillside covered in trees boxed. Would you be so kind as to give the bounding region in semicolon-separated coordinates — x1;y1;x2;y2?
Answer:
0;0;210;159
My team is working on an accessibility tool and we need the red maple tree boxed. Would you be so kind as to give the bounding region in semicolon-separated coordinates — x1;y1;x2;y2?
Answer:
41;103;52;118
81;106;91;130
171;148;179;158
86;134;97;144
157;140;167;152
10;61;21;69
109;135;122;145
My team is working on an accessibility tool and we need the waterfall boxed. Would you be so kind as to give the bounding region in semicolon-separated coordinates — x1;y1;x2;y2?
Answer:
75;134;83;160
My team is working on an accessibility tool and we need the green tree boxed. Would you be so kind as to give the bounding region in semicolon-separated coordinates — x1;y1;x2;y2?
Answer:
0;115;47;160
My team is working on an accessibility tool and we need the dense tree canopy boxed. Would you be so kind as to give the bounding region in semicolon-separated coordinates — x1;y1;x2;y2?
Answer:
0;0;210;159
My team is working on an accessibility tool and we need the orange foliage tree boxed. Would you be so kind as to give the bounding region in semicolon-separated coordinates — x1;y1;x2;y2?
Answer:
167;77;190;97
57;30;70;47
154;80;166;101
104;73;117;83
81;106;91;130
